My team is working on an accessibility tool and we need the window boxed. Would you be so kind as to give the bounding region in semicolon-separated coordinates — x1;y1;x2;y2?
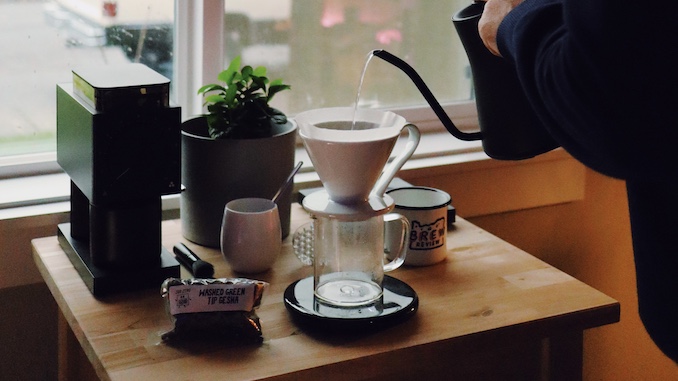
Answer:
0;0;477;190
0;0;174;170
221;0;473;114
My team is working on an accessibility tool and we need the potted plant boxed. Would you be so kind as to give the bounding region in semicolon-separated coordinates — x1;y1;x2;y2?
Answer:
181;56;297;248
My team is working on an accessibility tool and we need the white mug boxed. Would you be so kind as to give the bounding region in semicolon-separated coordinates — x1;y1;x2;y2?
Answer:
386;187;451;266
220;198;281;274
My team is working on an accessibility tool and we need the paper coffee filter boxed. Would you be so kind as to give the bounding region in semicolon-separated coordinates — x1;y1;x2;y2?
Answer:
295;107;405;142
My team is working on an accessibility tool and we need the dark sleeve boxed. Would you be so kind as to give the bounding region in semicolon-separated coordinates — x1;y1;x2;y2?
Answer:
626;179;678;363
496;0;678;181
497;0;678;363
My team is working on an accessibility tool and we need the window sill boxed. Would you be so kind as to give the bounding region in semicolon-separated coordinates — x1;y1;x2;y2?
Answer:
0;136;583;221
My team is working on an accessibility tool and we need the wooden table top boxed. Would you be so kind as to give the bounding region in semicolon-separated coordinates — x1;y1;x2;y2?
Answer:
32;203;619;381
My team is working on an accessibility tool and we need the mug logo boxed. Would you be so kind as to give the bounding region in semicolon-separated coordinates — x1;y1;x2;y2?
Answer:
409;218;446;250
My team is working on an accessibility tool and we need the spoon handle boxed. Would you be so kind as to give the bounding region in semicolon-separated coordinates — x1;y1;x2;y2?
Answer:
272;161;303;204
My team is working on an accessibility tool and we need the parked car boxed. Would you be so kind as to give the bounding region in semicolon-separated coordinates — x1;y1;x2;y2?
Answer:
43;0;173;77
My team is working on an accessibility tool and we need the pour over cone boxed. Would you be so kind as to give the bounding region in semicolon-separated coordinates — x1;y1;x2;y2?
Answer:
295;107;419;205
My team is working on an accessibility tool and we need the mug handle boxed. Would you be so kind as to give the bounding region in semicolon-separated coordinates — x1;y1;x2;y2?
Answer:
371;123;420;198
383;213;410;272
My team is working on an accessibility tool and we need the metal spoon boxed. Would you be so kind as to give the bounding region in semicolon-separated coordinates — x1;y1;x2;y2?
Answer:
272;161;303;204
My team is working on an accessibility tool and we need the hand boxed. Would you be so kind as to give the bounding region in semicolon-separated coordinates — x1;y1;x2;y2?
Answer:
478;0;524;56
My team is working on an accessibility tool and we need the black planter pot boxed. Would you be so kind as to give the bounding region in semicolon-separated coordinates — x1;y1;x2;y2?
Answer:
181;116;297;248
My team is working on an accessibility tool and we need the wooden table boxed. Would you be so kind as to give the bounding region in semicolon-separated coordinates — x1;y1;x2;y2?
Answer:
33;204;619;381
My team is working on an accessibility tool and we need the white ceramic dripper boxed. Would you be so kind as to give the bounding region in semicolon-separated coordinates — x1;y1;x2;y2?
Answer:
296;107;420;205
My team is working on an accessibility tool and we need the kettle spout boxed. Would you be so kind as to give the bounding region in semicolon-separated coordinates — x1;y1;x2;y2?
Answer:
372;49;482;142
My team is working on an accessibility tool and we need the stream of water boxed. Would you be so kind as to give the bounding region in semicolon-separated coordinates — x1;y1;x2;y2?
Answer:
351;50;377;130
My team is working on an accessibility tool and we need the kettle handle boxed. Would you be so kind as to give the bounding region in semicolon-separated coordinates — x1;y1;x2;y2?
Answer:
372;49;482;142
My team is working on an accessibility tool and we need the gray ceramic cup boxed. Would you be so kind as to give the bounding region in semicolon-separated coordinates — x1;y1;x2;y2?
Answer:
220;198;281;274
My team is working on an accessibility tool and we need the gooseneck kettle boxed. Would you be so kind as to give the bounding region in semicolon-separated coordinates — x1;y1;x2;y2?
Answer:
372;1;558;160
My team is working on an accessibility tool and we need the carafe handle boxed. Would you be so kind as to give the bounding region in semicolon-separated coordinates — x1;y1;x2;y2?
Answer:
383;213;409;272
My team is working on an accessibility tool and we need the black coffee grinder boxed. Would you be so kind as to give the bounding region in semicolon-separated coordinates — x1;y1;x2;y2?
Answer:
56;64;181;296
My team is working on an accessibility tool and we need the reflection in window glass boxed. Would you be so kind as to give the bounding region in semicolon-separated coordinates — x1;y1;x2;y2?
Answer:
1;0;472;161
224;0;473;115
0;0;173;159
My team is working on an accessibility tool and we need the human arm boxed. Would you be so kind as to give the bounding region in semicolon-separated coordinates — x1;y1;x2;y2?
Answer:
476;0;678;181
476;0;678;363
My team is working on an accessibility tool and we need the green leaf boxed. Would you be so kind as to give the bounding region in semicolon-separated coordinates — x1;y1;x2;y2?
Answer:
253;66;267;77
224;84;238;104
231;71;243;85
217;69;235;85
250;76;267;92
204;94;227;104
241;65;253;82
197;84;225;95
218;56;242;84
268;84;291;100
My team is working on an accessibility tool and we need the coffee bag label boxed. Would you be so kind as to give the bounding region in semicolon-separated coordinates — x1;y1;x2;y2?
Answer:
168;283;256;315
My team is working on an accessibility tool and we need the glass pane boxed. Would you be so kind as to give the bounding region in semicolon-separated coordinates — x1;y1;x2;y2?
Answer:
1;1;470;162
0;0;174;159
223;0;473;115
